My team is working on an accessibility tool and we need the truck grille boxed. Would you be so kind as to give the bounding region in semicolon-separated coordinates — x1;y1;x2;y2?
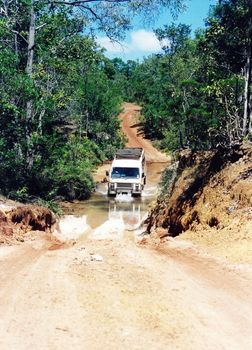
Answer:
117;183;132;189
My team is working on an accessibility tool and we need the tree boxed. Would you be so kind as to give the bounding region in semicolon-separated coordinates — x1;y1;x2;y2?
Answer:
155;22;191;55
202;0;252;138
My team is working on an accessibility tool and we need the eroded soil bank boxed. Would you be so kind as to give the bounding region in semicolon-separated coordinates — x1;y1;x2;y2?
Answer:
0;197;56;245
145;143;252;263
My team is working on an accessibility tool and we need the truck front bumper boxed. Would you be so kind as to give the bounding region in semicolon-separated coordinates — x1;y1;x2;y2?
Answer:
108;183;142;196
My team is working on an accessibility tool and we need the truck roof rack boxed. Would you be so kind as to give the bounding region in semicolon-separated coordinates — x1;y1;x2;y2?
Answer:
115;148;144;160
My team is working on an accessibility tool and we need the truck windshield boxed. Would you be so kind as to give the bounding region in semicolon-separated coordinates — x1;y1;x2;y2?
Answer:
111;167;140;179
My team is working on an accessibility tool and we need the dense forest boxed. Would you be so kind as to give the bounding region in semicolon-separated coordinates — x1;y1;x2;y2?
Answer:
0;0;251;204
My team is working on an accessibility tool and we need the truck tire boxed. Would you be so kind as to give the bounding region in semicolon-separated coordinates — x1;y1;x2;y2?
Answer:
107;190;116;197
132;192;141;198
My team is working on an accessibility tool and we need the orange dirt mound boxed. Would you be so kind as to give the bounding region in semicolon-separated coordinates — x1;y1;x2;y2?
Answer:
145;143;252;263
0;205;56;245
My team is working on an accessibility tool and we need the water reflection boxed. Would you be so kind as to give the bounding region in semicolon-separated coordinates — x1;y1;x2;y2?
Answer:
108;200;145;229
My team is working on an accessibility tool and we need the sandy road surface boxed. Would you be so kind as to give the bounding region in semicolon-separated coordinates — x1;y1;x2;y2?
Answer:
1;237;252;350
0;103;252;349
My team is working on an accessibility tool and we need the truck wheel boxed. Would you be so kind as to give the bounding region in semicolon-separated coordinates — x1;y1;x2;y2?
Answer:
107;191;116;197
132;193;141;198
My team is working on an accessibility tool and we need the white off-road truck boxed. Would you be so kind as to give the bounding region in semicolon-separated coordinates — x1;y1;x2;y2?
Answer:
106;148;146;197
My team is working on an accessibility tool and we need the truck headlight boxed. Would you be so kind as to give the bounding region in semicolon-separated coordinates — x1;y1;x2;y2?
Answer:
135;184;140;191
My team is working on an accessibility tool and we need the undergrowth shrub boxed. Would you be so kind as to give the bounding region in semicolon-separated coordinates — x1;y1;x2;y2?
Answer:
159;162;179;200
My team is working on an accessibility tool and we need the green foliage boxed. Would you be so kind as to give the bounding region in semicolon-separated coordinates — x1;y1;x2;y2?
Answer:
124;2;252;150
8;187;30;202
36;199;63;216
124;29;216;151
159;162;179;200
160;130;180;152
43;137;101;200
202;0;251;75
8;188;63;215
155;23;191;55
0;8;125;201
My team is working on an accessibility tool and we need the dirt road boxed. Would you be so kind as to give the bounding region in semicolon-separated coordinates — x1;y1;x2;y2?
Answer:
1;236;252;350
94;102;169;182
0;103;252;350
119;103;170;163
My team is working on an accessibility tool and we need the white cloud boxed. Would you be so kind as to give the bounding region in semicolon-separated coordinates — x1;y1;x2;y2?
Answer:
96;30;162;55
96;37;130;54
130;30;162;52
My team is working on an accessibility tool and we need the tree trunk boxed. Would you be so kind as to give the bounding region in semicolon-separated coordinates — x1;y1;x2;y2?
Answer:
14;32;18;56
249;111;252;134
242;56;250;135
38;108;45;135
26;1;35;77
26;0;35;170
249;58;252;133
248;0;252;135
243;0;252;136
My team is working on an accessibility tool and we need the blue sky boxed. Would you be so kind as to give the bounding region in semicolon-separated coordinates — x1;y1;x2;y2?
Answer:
96;0;217;61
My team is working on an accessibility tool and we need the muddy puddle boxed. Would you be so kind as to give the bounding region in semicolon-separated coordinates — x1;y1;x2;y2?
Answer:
58;162;168;240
